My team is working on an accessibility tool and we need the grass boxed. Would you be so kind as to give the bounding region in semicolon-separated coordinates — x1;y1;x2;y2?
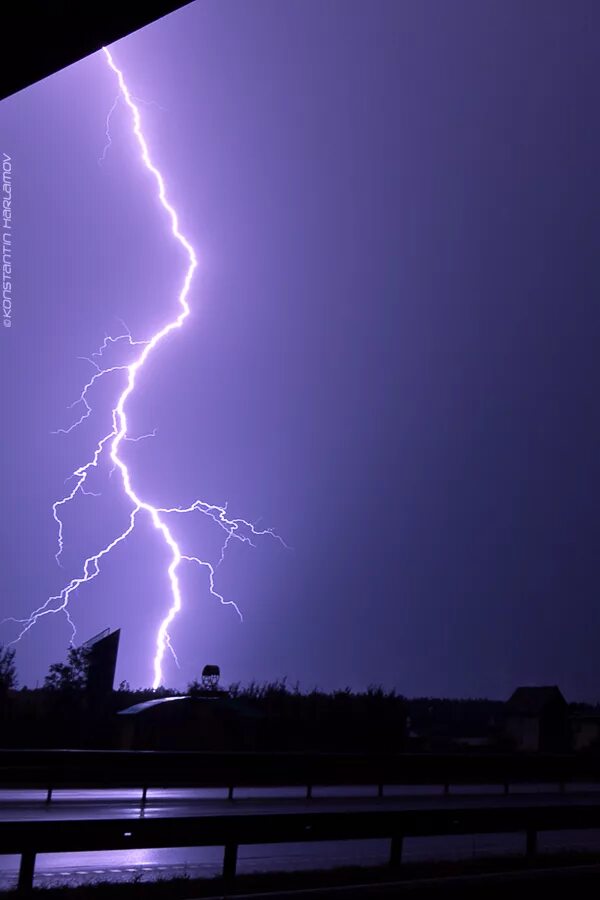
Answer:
3;849;600;898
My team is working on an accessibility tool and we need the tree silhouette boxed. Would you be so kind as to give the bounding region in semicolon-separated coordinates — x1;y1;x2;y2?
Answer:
0;645;17;697
44;646;91;692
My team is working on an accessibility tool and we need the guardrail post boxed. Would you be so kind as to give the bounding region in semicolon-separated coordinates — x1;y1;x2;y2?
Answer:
306;784;313;800
141;786;147;808
17;850;36;895
378;784;384;798
526;829;537;858
228;786;234;801
389;835;403;867
503;783;509;795
443;783;450;795
45;787;52;804
223;843;238;880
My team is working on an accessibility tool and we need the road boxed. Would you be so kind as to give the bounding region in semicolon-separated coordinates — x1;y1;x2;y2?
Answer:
1;785;600;890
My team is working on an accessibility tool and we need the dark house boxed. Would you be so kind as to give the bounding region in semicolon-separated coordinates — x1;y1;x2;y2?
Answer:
117;695;263;750
505;686;568;752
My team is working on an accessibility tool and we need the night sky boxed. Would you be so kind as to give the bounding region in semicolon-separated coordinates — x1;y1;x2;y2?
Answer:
1;0;600;699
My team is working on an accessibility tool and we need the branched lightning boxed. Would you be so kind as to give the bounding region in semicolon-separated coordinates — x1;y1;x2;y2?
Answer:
5;47;284;688
99;94;120;165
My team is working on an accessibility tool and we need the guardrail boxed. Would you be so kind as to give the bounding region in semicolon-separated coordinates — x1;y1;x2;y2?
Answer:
0;750;599;804
3;800;600;894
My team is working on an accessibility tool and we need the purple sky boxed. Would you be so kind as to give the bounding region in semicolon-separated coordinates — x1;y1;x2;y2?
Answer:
1;0;600;699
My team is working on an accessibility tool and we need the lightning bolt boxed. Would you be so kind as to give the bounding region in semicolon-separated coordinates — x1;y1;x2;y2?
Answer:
4;47;284;689
98;94;120;165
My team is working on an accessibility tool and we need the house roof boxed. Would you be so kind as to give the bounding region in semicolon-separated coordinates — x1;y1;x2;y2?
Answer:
506;686;566;716
117;694;263;718
117;697;192;716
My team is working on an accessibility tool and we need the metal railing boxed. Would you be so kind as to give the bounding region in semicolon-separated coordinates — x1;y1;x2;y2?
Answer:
2;799;600;894
1;750;599;804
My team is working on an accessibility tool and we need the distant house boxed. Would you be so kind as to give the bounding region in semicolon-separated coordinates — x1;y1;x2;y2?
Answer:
505;686;568;752
453;735;494;749
571;714;600;753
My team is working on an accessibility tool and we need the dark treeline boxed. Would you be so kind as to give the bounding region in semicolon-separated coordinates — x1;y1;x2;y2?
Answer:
0;672;408;752
1;646;599;752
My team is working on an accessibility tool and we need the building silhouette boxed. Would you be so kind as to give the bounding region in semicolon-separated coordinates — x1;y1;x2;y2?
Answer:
505;685;568;752
83;628;120;704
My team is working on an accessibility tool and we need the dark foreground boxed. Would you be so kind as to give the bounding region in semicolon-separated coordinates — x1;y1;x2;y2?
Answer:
3;852;600;899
